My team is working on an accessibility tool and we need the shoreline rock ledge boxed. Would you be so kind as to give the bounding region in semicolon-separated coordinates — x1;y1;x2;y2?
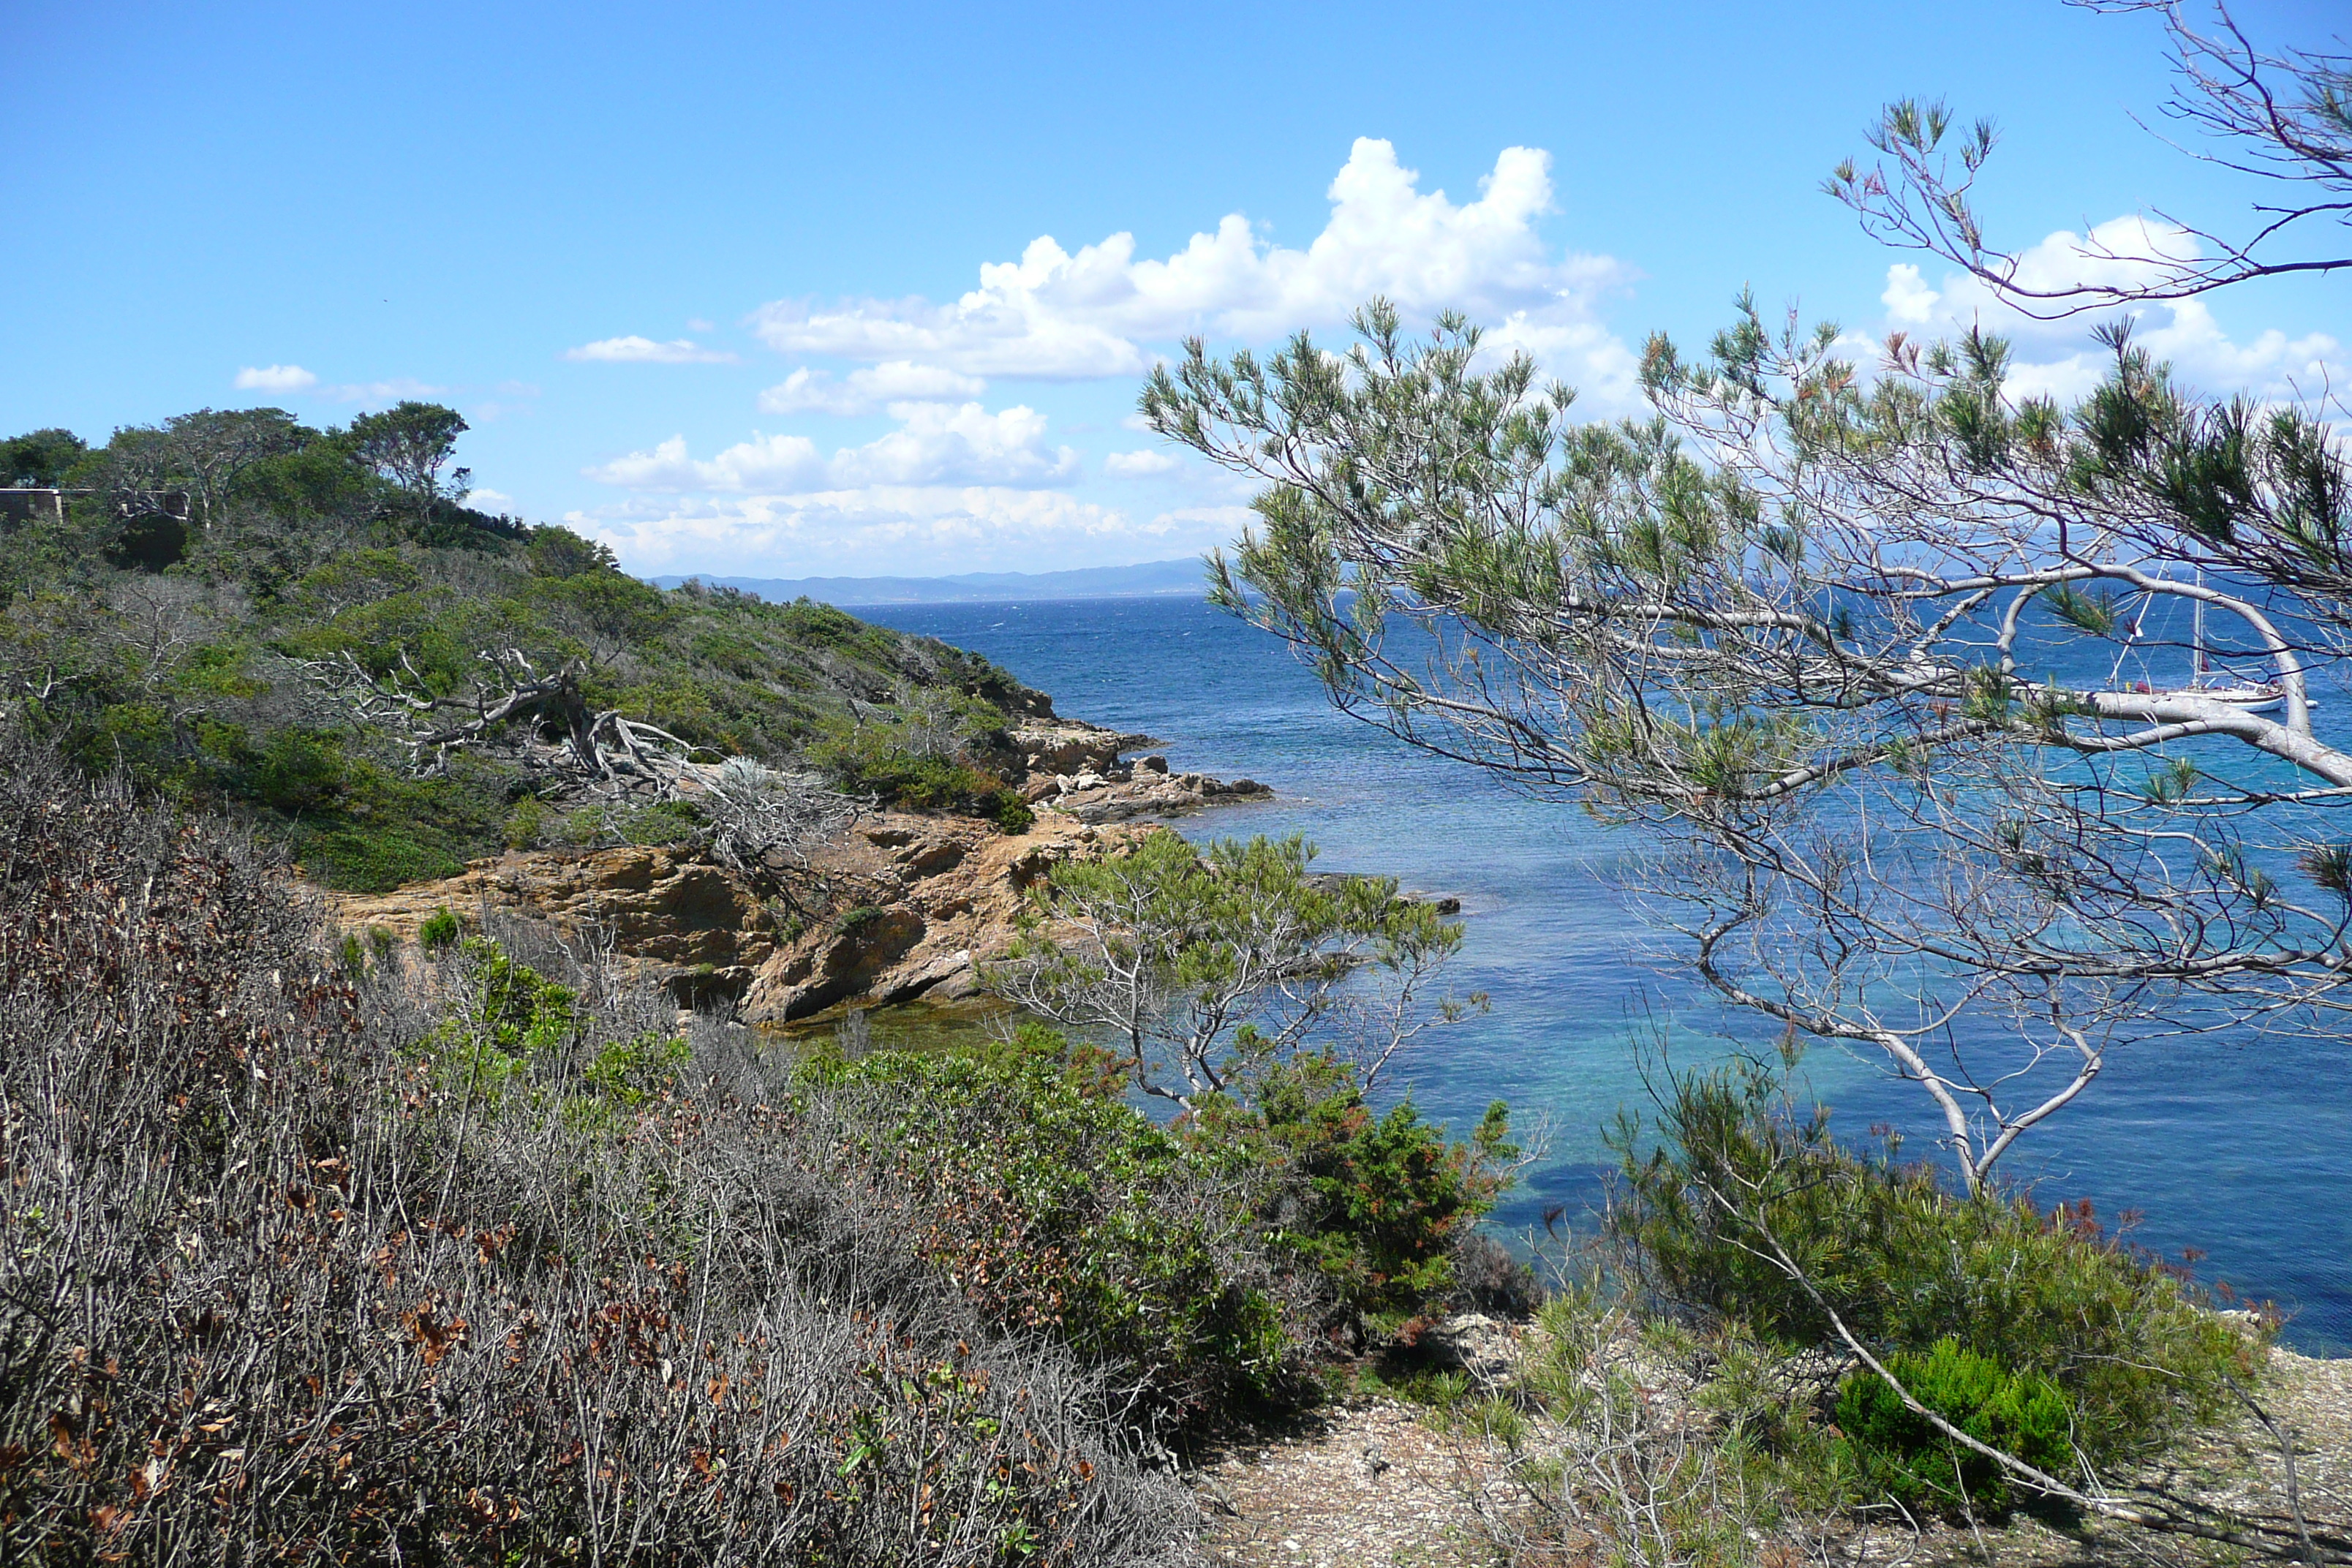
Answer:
1006;715;1273;821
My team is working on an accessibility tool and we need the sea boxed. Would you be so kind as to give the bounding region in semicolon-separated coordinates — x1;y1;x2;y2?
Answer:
855;592;2351;1355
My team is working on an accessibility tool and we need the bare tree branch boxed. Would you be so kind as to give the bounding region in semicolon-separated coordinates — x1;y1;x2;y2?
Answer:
1828;3;2351;315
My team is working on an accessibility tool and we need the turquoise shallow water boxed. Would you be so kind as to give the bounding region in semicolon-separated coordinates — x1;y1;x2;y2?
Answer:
859;593;2352;1354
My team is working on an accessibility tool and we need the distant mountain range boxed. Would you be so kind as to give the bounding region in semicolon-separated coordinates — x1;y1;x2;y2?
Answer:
654;558;1211;606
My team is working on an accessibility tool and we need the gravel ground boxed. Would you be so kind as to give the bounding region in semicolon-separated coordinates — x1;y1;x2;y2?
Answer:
1192;1400;1506;1567
1191;1346;2352;1567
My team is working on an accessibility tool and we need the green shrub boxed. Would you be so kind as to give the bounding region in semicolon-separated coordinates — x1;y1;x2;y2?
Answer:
423;937;579;1104
610;797;703;845
246;728;348;813
832;905;886;938
806;698;1017;818
542;799;704;851
583;1030;690;1106
802;1028;1298;1420
297;823;467;892
1610;1058;2259;1469
1833;1340;2073;1512
418;906;461;951
981;786;1034;834
502;792;545;848
1188;1050;1516;1322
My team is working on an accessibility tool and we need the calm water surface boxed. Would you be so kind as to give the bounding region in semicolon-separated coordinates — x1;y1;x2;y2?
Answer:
858;593;2351;1354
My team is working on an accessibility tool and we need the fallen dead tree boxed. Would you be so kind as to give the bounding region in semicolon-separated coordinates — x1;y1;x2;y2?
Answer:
302;644;702;785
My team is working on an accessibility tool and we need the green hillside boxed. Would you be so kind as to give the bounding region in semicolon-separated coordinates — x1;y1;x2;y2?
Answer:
0;405;1044;889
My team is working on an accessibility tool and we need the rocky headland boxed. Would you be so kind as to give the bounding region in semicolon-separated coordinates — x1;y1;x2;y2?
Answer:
322;712;1273;1023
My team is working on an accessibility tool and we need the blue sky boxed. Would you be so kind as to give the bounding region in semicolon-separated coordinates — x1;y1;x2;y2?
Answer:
6;0;2345;577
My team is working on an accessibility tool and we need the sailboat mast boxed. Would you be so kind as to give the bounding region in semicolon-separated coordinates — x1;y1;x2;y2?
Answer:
2193;570;2208;683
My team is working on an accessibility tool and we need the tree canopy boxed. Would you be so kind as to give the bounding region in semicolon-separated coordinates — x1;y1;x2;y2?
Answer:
0;427;86;488
1142;7;2352;1191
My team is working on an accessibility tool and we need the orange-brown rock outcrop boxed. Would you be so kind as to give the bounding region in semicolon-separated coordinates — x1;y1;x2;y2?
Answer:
321;807;1166;1024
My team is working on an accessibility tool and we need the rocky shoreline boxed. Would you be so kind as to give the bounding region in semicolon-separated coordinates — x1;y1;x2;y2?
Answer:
322;714;1273;1023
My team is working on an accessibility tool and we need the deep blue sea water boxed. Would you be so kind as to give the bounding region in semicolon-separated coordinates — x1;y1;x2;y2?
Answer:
857;593;2351;1354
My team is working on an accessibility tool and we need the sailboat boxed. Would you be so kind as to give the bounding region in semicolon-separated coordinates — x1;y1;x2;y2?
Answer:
2100;572;2300;714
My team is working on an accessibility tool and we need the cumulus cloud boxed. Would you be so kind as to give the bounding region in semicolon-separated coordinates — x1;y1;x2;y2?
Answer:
1880;265;1939;326
1869;217;2345;407
592;138;1666;578
565;335;737;363
577;393;1224;574
586;399;1077;493
749;137;1637;402
1104;448;1180;477
2002;304;2341;405
586;432;826;492
836;402;1078;486
758;361;989;415
234;363;319;393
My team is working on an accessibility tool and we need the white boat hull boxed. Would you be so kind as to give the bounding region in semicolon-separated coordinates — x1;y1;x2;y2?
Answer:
2099;683;2291;715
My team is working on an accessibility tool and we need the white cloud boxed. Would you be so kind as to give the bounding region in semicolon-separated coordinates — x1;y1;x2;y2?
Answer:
234;363;318;393
565;335;737;363
686;317;715;332
1999;302;2342;405
748;137;1637;403
1880;264;1938;325
233;366;461;405
1104;448;1179;477
467;487;517;510
591;138;1670;578
834;402;1078;486
586;431;827;492
758;361;988;415
586;399;1077;493
577;486;1223;577
1875;216;2345;407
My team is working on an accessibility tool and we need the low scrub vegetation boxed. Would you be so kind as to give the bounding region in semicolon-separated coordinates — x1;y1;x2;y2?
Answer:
0;732;1523;1563
802;1030;1304;1425
804;687;1035;828
0;736;1194;1564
